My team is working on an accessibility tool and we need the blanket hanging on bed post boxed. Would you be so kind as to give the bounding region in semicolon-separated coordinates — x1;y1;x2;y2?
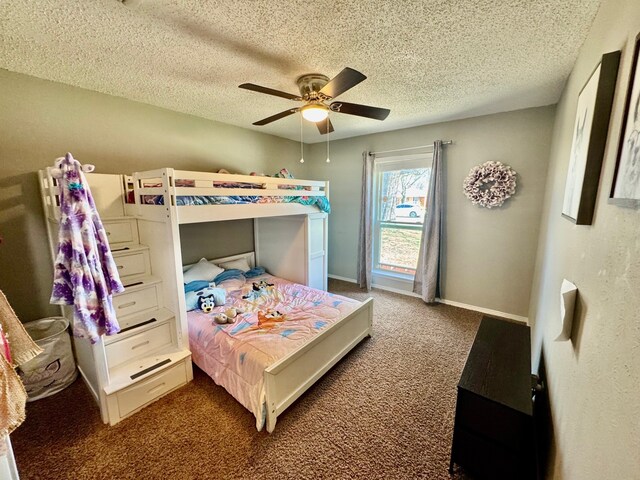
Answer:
49;153;124;343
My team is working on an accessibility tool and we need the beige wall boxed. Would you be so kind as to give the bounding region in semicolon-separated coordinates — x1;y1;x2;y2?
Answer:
0;69;304;322
529;1;640;478
307;106;555;318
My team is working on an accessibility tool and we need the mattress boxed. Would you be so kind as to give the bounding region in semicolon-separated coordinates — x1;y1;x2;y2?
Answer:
187;273;361;430
143;194;331;213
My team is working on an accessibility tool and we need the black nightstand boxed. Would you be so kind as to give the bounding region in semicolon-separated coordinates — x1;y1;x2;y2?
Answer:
449;316;535;479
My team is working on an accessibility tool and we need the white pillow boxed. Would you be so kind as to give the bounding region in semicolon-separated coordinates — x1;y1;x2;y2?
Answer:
218;257;251;272
183;258;224;284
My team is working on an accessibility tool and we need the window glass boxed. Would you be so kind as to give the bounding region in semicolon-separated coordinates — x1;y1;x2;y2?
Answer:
373;155;431;277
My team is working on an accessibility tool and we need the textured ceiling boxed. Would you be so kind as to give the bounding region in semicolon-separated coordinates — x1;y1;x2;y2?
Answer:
0;0;601;142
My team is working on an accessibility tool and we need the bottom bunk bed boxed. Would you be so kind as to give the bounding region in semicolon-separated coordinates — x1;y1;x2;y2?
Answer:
185;253;373;432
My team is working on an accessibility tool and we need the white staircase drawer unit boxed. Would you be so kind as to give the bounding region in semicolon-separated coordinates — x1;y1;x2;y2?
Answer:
103;219;138;245
106;322;173;369
113;250;150;279
116;360;187;418
113;284;160;320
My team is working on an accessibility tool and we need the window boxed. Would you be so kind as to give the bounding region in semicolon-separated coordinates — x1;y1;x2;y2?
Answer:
373;154;432;279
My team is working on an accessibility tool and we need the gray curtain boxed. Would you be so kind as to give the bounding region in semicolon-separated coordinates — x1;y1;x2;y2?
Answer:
413;140;443;303
357;151;375;291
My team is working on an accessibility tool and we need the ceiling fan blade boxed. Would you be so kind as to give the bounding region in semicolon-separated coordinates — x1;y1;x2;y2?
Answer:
316;117;335;135
330;101;390;121
239;83;301;101
319;67;367;99
253;108;299;126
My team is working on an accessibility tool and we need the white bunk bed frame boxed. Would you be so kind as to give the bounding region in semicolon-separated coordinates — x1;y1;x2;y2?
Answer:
132;168;374;432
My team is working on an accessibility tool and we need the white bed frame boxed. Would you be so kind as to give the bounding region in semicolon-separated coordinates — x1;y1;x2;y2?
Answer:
129;168;330;224
133;168;374;432
190;251;374;432
40;166;372;431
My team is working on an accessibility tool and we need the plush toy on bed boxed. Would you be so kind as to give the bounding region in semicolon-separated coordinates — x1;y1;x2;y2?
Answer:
197;295;216;313
258;310;285;324
213;307;244;325
242;280;274;300
253;310;286;330
186;285;226;312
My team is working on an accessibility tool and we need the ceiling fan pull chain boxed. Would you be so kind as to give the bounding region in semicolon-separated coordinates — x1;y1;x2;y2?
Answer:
300;113;305;164
326;115;331;163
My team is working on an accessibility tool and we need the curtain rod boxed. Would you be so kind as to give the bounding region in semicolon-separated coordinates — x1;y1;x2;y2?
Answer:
371;140;453;156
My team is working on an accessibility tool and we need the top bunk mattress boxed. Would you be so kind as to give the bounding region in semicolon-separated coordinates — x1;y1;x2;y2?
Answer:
142;193;331;213
187;273;361;429
133;168;331;214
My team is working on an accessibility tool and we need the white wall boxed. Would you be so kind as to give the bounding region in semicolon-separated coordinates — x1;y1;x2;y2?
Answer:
0;69;304;322
306;106;555;318
529;1;640;478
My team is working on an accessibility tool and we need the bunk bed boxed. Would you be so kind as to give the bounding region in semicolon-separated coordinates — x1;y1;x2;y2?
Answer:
40;167;373;432
130;168;374;432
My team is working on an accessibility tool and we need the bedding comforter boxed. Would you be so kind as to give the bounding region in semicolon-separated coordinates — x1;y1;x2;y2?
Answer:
144;194;331;213
187;274;360;430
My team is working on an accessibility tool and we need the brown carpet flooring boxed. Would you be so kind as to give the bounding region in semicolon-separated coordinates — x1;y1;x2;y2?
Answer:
11;280;481;480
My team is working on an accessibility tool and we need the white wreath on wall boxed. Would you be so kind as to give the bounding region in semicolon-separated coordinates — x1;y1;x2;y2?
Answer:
463;161;517;208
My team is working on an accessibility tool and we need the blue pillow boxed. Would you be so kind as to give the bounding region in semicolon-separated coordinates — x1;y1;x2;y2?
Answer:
212;269;246;284
185;287;226;311
245;266;267;278
184;280;211;293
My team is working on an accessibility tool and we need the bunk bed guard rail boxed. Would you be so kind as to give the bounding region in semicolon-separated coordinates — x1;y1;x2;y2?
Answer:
130;168;330;224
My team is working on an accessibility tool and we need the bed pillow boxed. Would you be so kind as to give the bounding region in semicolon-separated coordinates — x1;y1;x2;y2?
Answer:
185;286;226;311
245;266;267;278
217;257;252;273
183;258;224;284
213;269;246;284
184;280;212;293
213;269;247;292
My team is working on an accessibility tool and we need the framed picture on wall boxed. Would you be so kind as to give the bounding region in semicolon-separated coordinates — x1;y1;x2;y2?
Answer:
562;50;621;224
611;33;640;206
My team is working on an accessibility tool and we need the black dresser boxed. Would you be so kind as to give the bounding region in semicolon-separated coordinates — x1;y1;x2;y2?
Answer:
449;316;535;479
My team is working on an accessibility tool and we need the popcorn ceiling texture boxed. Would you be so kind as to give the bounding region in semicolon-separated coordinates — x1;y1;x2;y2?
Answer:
0;0;600;142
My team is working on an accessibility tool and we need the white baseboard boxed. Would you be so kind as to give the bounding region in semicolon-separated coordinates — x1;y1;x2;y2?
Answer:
328;274;357;283
437;299;528;324
328;274;528;324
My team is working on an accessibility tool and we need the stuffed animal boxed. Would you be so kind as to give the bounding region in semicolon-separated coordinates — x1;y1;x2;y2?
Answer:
253;280;274;290
213;307;244;325
242;280;274;300
197;294;216;313
256;310;286;328
186;285;226;312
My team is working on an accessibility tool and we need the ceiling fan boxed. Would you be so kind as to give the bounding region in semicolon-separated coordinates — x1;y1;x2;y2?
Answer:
239;67;390;135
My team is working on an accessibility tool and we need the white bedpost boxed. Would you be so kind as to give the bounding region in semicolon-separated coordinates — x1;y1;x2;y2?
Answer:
264;373;277;433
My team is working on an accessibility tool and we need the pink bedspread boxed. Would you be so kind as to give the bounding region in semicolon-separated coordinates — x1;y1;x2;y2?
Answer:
187;274;361;430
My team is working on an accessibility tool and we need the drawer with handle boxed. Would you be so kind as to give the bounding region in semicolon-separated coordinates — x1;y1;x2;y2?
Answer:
113;282;160;320
103;219;138;245
116;360;187;418
113;250;150;279
106;322;173;369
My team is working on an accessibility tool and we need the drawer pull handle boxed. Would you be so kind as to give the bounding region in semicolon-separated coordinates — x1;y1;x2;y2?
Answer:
107;231;111;236
147;383;166;395
118;318;157;334
130;358;171;380
131;341;150;350
117;265;124;270
119;301;136;309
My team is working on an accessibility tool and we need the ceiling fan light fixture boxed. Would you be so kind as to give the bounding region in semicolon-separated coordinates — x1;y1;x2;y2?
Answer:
301;104;329;122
